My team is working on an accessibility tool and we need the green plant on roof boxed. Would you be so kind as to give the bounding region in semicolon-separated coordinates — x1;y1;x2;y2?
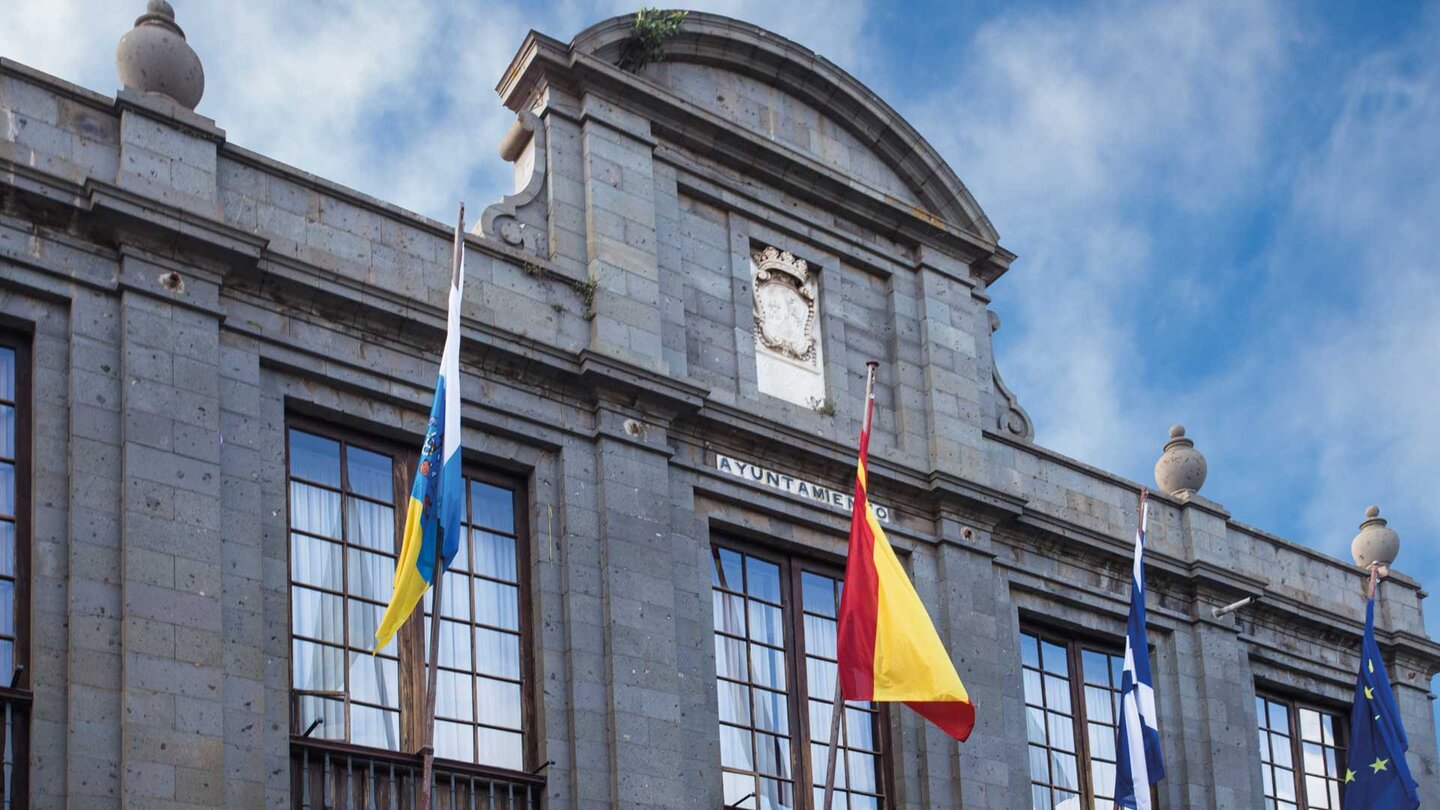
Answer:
618;8;688;72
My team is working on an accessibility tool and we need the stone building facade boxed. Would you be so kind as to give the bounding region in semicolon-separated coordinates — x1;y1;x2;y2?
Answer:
0;6;1436;810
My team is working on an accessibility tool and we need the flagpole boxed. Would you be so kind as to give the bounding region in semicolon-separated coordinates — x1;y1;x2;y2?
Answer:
823;361;879;810
419;203;465;810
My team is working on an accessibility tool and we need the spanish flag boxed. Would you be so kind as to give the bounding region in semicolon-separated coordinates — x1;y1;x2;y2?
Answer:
836;386;975;740
374;208;467;652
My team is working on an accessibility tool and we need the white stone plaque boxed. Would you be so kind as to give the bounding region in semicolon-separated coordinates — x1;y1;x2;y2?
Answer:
714;453;892;523
751;246;826;407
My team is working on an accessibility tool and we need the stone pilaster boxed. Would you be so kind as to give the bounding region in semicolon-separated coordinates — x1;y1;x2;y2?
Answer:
67;287;125;807
580;95;664;372
937;522;1026;810
117;251;226;809
593;403;683;807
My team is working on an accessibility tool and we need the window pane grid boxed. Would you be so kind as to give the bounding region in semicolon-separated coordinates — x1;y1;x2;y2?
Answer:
1021;632;1081;808
423;476;524;771
1299;708;1345;809
1258;696;1346;810
713;547;888;809
802;570;883;808
287;429;400;751
1081;647;1125;804
1021;630;1132;810
713;547;796;806
0;345;18;678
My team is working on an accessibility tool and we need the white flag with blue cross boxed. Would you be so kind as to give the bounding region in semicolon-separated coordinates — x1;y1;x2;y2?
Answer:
1114;488;1165;808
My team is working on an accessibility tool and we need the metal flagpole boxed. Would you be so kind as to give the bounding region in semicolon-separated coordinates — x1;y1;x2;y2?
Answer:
823;361;879;810
419;204;465;810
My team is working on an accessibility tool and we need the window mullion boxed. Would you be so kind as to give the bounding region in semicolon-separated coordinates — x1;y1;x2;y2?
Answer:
339;441;353;744
787;560;809;809
1068;640;1095;810
469;485;481;764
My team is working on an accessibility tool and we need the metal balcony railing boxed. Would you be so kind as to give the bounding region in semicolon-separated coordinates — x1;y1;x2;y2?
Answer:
290;737;543;810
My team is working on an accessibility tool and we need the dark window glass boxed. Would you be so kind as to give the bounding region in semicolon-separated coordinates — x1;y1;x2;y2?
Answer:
713;543;887;809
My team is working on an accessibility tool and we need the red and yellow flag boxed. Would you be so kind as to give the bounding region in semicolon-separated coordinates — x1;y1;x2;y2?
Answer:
836;391;975;740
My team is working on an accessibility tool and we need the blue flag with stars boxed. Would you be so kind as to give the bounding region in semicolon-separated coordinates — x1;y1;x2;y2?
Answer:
1343;596;1419;809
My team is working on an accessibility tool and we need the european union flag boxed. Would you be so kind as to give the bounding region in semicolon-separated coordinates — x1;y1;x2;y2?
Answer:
1343;596;1419;809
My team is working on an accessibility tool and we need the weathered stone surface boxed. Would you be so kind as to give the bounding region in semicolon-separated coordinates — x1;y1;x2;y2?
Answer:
0;9;1436;810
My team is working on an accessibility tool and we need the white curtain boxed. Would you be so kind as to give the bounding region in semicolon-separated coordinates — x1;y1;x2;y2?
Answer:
290;476;399;750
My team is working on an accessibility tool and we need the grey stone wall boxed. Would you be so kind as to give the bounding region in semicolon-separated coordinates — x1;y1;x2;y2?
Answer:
1;11;1438;810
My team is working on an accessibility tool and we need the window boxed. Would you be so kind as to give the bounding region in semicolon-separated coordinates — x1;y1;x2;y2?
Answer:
0;340;23;681
712;543;887;810
1020;629;1135;810
286;425;528;771
288;429;402;750
424;478;527;770
0;335;30;808
1256;695;1347;810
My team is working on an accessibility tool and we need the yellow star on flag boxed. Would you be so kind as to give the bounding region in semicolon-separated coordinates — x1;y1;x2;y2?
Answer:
1368;658;1375;674
1364;686;1374;699
1344;768;1356;783
1370;757;1389;774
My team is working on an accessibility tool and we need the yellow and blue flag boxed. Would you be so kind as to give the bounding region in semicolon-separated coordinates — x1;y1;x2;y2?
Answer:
1343;594;1419;809
375;209;466;652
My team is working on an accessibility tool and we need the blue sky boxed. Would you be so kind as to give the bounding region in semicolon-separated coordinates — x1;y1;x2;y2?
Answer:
5;0;1437;730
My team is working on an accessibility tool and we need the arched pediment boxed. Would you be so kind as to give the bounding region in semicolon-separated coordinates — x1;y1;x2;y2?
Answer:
568;13;1000;244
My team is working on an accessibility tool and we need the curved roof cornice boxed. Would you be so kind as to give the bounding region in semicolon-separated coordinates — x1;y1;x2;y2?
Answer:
497;12;1014;283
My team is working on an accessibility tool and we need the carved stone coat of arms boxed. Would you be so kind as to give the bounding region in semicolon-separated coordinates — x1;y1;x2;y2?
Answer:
751;246;818;364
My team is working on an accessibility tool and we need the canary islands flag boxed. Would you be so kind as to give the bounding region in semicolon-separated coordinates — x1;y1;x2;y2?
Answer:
1343;594;1419;809
836;383;974;740
375;209;466;652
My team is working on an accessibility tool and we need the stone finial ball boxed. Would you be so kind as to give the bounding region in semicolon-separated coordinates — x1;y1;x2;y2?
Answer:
1351;505;1400;570
116;0;205;110
1154;424;1206;498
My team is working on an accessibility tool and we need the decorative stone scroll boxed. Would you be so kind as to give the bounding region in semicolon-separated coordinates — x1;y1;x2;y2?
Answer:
750;245;825;406
989;310;1033;441
480;109;548;255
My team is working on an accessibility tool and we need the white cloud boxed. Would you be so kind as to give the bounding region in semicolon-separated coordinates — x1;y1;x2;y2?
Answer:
1;1;872;222
1222;10;1440;563
909;0;1293;469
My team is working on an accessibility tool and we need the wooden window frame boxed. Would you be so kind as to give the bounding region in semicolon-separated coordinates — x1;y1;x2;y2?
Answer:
711;536;896;809
284;415;534;774
1255;692;1349;810
0;334;29;689
423;469;533;771
0;332;31;808
1019;623;1159;810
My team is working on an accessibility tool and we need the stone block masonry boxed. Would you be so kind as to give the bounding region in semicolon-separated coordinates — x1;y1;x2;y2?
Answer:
0;8;1437;810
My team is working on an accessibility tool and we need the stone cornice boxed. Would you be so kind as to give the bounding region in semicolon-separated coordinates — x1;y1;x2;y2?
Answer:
495;26;1016;285
984;428;1427;596
0;58;114;112
576;349;708;418
86;179;267;267
114;87;225;143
